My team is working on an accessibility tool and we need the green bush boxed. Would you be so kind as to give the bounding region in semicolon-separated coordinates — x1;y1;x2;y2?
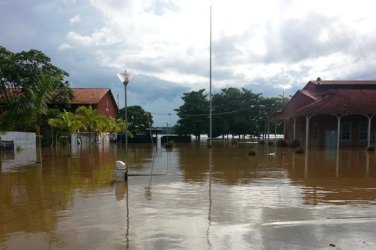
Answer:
231;140;239;145
248;149;256;156
276;139;288;147
258;140;265;145
295;147;305;154
289;139;300;148
366;145;375;152
164;140;174;149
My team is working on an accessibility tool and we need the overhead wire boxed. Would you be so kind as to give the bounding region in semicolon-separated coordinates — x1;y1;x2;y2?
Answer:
149;105;271;118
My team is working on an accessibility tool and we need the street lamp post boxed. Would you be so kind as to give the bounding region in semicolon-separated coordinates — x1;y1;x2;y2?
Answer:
117;70;131;180
208;5;213;148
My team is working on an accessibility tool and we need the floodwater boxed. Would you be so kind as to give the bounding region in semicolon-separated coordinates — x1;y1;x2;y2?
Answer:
1;140;376;249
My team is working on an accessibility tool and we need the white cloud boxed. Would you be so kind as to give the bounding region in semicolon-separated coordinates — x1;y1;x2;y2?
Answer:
69;15;81;24
67;31;93;46
71;0;376;90
58;43;74;50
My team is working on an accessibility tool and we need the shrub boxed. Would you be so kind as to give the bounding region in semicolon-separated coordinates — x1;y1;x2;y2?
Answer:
164;140;174;149
268;141;274;146
248;149;256;156
366;145;375;152
231;140;239;145
289;139;300;148
295;147;305;154
258;140;265;145
276;139;288;147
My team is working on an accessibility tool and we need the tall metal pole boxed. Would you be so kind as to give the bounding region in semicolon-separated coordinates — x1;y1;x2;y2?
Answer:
209;5;213;147
117;70;130;182
124;81;128;168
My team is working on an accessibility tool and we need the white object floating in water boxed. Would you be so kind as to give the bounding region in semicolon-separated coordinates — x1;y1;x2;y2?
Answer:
115;160;127;182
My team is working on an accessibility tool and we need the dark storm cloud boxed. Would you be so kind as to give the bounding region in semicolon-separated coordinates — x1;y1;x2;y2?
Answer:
130;74;189;102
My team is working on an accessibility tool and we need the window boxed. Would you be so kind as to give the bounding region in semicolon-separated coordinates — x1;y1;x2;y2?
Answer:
342;122;351;141
359;122;368;141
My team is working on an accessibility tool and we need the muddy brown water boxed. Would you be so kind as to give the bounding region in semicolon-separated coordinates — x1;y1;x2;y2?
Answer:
1;141;376;249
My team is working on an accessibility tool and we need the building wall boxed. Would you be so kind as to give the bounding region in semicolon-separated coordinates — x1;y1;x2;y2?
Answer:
283;91;315;115
1;132;37;169
96;92;118;118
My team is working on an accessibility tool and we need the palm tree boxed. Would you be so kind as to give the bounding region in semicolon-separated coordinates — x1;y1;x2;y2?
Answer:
107;117;126;134
48;110;83;153
20;72;54;163
75;106;100;145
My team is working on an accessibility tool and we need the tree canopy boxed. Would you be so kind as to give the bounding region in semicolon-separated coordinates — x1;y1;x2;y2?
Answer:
117;105;154;135
0;46;73;131
175;87;288;138
174;89;209;139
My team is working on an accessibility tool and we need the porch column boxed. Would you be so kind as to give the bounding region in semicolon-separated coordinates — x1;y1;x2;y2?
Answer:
336;115;342;151
305;115;311;151
367;114;375;146
293;117;297;140
274;122;277;142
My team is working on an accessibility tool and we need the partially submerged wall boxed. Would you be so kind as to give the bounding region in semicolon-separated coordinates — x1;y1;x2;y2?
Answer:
1;132;37;170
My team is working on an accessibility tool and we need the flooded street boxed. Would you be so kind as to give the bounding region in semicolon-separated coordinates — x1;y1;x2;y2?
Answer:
1;141;376;249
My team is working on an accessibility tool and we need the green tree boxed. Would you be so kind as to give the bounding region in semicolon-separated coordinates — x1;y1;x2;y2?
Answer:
75;106;99;143
48;111;83;139
48;110;83;154
106;117;126;134
212;88;261;138
0;47;72;109
175;89;208;139
117;105;153;135
0;47;72;161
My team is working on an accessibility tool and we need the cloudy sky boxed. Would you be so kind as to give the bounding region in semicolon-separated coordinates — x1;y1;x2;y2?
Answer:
1;0;376;126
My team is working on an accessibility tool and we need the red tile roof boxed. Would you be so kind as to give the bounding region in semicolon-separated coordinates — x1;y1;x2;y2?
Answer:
310;80;376;86
278;80;376;118
297;89;376;115
70;88;110;104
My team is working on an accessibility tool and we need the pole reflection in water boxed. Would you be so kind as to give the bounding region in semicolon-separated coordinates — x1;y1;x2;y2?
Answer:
207;148;212;249
126;182;130;250
336;147;340;178
114;181;130;249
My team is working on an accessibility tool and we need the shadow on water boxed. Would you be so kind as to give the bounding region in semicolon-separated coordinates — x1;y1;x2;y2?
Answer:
1;141;376;249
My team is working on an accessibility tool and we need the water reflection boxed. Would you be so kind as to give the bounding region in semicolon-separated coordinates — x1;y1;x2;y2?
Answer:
1;142;376;249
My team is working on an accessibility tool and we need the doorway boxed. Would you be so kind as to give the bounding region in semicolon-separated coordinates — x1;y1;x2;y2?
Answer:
325;130;337;148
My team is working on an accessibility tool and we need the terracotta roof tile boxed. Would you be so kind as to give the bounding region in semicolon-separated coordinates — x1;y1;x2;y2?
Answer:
311;80;376;85
278;80;376;118
70;88;109;104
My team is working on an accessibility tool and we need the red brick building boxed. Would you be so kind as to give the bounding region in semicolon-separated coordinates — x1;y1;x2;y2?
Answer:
70;88;118;118
276;79;376;148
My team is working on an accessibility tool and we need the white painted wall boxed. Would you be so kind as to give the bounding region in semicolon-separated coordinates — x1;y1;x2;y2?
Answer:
1;132;36;149
1;132;37;170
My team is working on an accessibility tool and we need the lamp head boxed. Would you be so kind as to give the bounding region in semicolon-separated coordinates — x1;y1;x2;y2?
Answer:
117;70;131;85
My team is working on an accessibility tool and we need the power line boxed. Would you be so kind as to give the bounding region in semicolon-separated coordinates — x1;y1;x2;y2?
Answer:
150;105;279;118
166;106;261;118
